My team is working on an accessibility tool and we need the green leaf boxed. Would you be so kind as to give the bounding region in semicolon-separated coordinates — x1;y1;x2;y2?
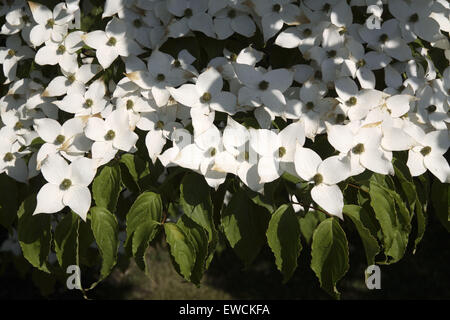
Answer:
0;174;19;229
369;181;410;263
180;173;215;241
311;218;349;299
266;204;302;282
125;191;163;252
164;222;196;281
54;212;79;269
221;190;270;266
92;164;122;213
177;215;209;285
393;158;427;250
17;195;52;273
298;210;327;245
132;220;161;272
120;153;150;191
431;179;450;232
90;206;119;281
343;205;380;265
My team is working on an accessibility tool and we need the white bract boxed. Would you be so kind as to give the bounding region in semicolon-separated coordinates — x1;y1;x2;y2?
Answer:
34;154;96;220
28;1;73;47
0;0;447;222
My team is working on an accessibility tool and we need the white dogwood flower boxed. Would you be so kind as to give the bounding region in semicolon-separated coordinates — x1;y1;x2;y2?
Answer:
28;1;73;47
42;63;101;97
294;146;351;219
33;154;96;220
82;17;143;69
57;79;107;116
85;109;138;166
169;67;237;114
0;34;34;84
34;30;84;71
235;64;293;111
126;50;189;107
33;117;91;167
167;0;215;38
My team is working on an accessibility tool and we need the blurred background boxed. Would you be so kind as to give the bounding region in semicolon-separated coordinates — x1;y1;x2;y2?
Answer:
1;208;449;300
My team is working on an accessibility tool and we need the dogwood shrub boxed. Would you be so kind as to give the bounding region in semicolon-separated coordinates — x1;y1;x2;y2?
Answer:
0;0;449;298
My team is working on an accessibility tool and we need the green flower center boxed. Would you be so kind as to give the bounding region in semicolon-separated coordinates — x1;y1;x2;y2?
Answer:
107;37;117;46
426;105;436;113
303;28;312;37
126;99;134;109
335;113;346;123
272;4;281;12
156;73;165;82
209;147;216;157
230;53;238;62
133;19;142;28
67;74;76;83
55;134;65;145
346;96;357;106
46;18;55;28
173;59;181;68
7;49;15;57
339;27;347;35
420;146;431;156
57;45;66;54
14;121;23;130
227;9;237;19
85;98;93;108
105;129;116;141
327;50;337;58
357;59;366;67
379;34;388;43
60;178;72;190
306;101;315;110
156;120;164;129
201;92;212;103
278;146;286;158
184;8;193;17
314;70;322;80
3;152;14;162
258;80;269;91
244;151;249;161
409;13;419;23
313;173;323;185
352;143;365;154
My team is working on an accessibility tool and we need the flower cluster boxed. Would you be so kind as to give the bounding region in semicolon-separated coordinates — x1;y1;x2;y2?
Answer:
0;0;449;221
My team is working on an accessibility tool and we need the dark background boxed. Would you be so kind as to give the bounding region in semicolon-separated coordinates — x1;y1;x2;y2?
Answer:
1;209;449;300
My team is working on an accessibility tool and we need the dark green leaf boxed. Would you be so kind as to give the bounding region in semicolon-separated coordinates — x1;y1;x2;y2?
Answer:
266;204;302;282
221;190;270;266
132;220;161;272
311;218;349;299
177;215;209;285
92;164;122;213
17;195;52;273
343;205;380;265
164;222;196;281
54;212;79;269
369;181;410;263
180;173;215;241
90;206;119;281
125;191;163;252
